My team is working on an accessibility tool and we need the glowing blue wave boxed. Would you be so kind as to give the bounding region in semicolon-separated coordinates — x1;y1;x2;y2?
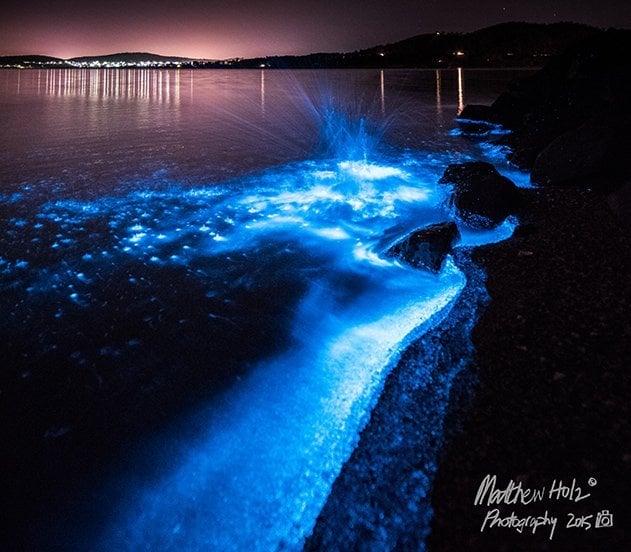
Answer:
2;145;513;550
101;268;464;550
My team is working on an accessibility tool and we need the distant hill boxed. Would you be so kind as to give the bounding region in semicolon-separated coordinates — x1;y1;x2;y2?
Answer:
0;55;66;67
68;52;194;64
222;22;601;68
0;22;608;69
0;52;196;68
365;21;599;67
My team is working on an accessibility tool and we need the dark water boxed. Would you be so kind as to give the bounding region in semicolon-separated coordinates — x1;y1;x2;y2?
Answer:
0;68;530;549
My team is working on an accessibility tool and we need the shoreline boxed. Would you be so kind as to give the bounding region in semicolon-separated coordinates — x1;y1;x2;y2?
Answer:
306;245;492;549
308;184;630;550
428;186;630;550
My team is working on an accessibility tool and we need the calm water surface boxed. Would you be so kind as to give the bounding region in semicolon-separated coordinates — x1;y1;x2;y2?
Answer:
1;68;530;550
1;68;528;190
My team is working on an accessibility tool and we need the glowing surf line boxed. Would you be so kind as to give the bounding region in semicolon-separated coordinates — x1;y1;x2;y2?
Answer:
101;263;464;550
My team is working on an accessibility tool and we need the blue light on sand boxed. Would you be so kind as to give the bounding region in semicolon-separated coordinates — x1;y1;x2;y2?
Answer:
104;267;464;550
1;110;516;550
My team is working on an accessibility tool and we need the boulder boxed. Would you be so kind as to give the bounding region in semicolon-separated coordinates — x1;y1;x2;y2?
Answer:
488;91;533;128
493;29;631;179
458;104;496;122
512;223;538;239
530;115;626;191
439;161;521;228
458;95;530;129
387;222;460;273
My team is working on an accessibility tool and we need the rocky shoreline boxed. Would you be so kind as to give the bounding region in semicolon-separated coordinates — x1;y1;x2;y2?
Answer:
428;185;631;551
309;164;630;552
309;29;631;551
308;183;630;550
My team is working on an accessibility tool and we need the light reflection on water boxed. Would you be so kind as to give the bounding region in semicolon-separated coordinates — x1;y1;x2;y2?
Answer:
35;68;182;102
0;68;533;192
457;67;465;114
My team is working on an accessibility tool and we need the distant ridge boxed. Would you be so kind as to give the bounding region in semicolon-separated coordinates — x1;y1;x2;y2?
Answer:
365;21;599;67
68;52;194;64
0;22;606;69
0;54;65;66
0;51;199;69
224;22;601;68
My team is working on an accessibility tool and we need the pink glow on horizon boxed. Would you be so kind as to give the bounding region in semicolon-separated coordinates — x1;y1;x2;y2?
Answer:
0;1;413;60
2;1;629;59
0;21;325;60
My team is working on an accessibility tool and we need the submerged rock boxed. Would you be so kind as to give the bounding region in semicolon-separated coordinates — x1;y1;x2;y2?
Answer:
455;120;495;136
456;105;501;135
439;162;521;228
387;222;460;273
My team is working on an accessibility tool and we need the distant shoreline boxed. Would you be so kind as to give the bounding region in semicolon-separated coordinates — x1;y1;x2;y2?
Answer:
0;21;606;70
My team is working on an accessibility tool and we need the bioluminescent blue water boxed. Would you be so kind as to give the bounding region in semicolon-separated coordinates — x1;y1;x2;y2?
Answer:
0;68;527;550
92;158;464;550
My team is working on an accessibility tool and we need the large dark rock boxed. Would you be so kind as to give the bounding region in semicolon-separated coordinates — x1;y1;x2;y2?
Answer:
439;162;522;228
387;222;460;273
458;97;531;129
458;104;495;122
457;104;500;126
457;90;537;131
531;114;629;191
488;91;534;129
457;30;631;190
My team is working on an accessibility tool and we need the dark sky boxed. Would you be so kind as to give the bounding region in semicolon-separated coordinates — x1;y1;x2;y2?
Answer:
1;0;630;59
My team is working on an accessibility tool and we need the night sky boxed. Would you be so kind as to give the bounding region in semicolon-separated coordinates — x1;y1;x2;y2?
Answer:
1;0;630;59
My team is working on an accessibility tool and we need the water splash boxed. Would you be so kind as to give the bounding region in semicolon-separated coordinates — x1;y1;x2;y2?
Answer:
317;108;378;161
